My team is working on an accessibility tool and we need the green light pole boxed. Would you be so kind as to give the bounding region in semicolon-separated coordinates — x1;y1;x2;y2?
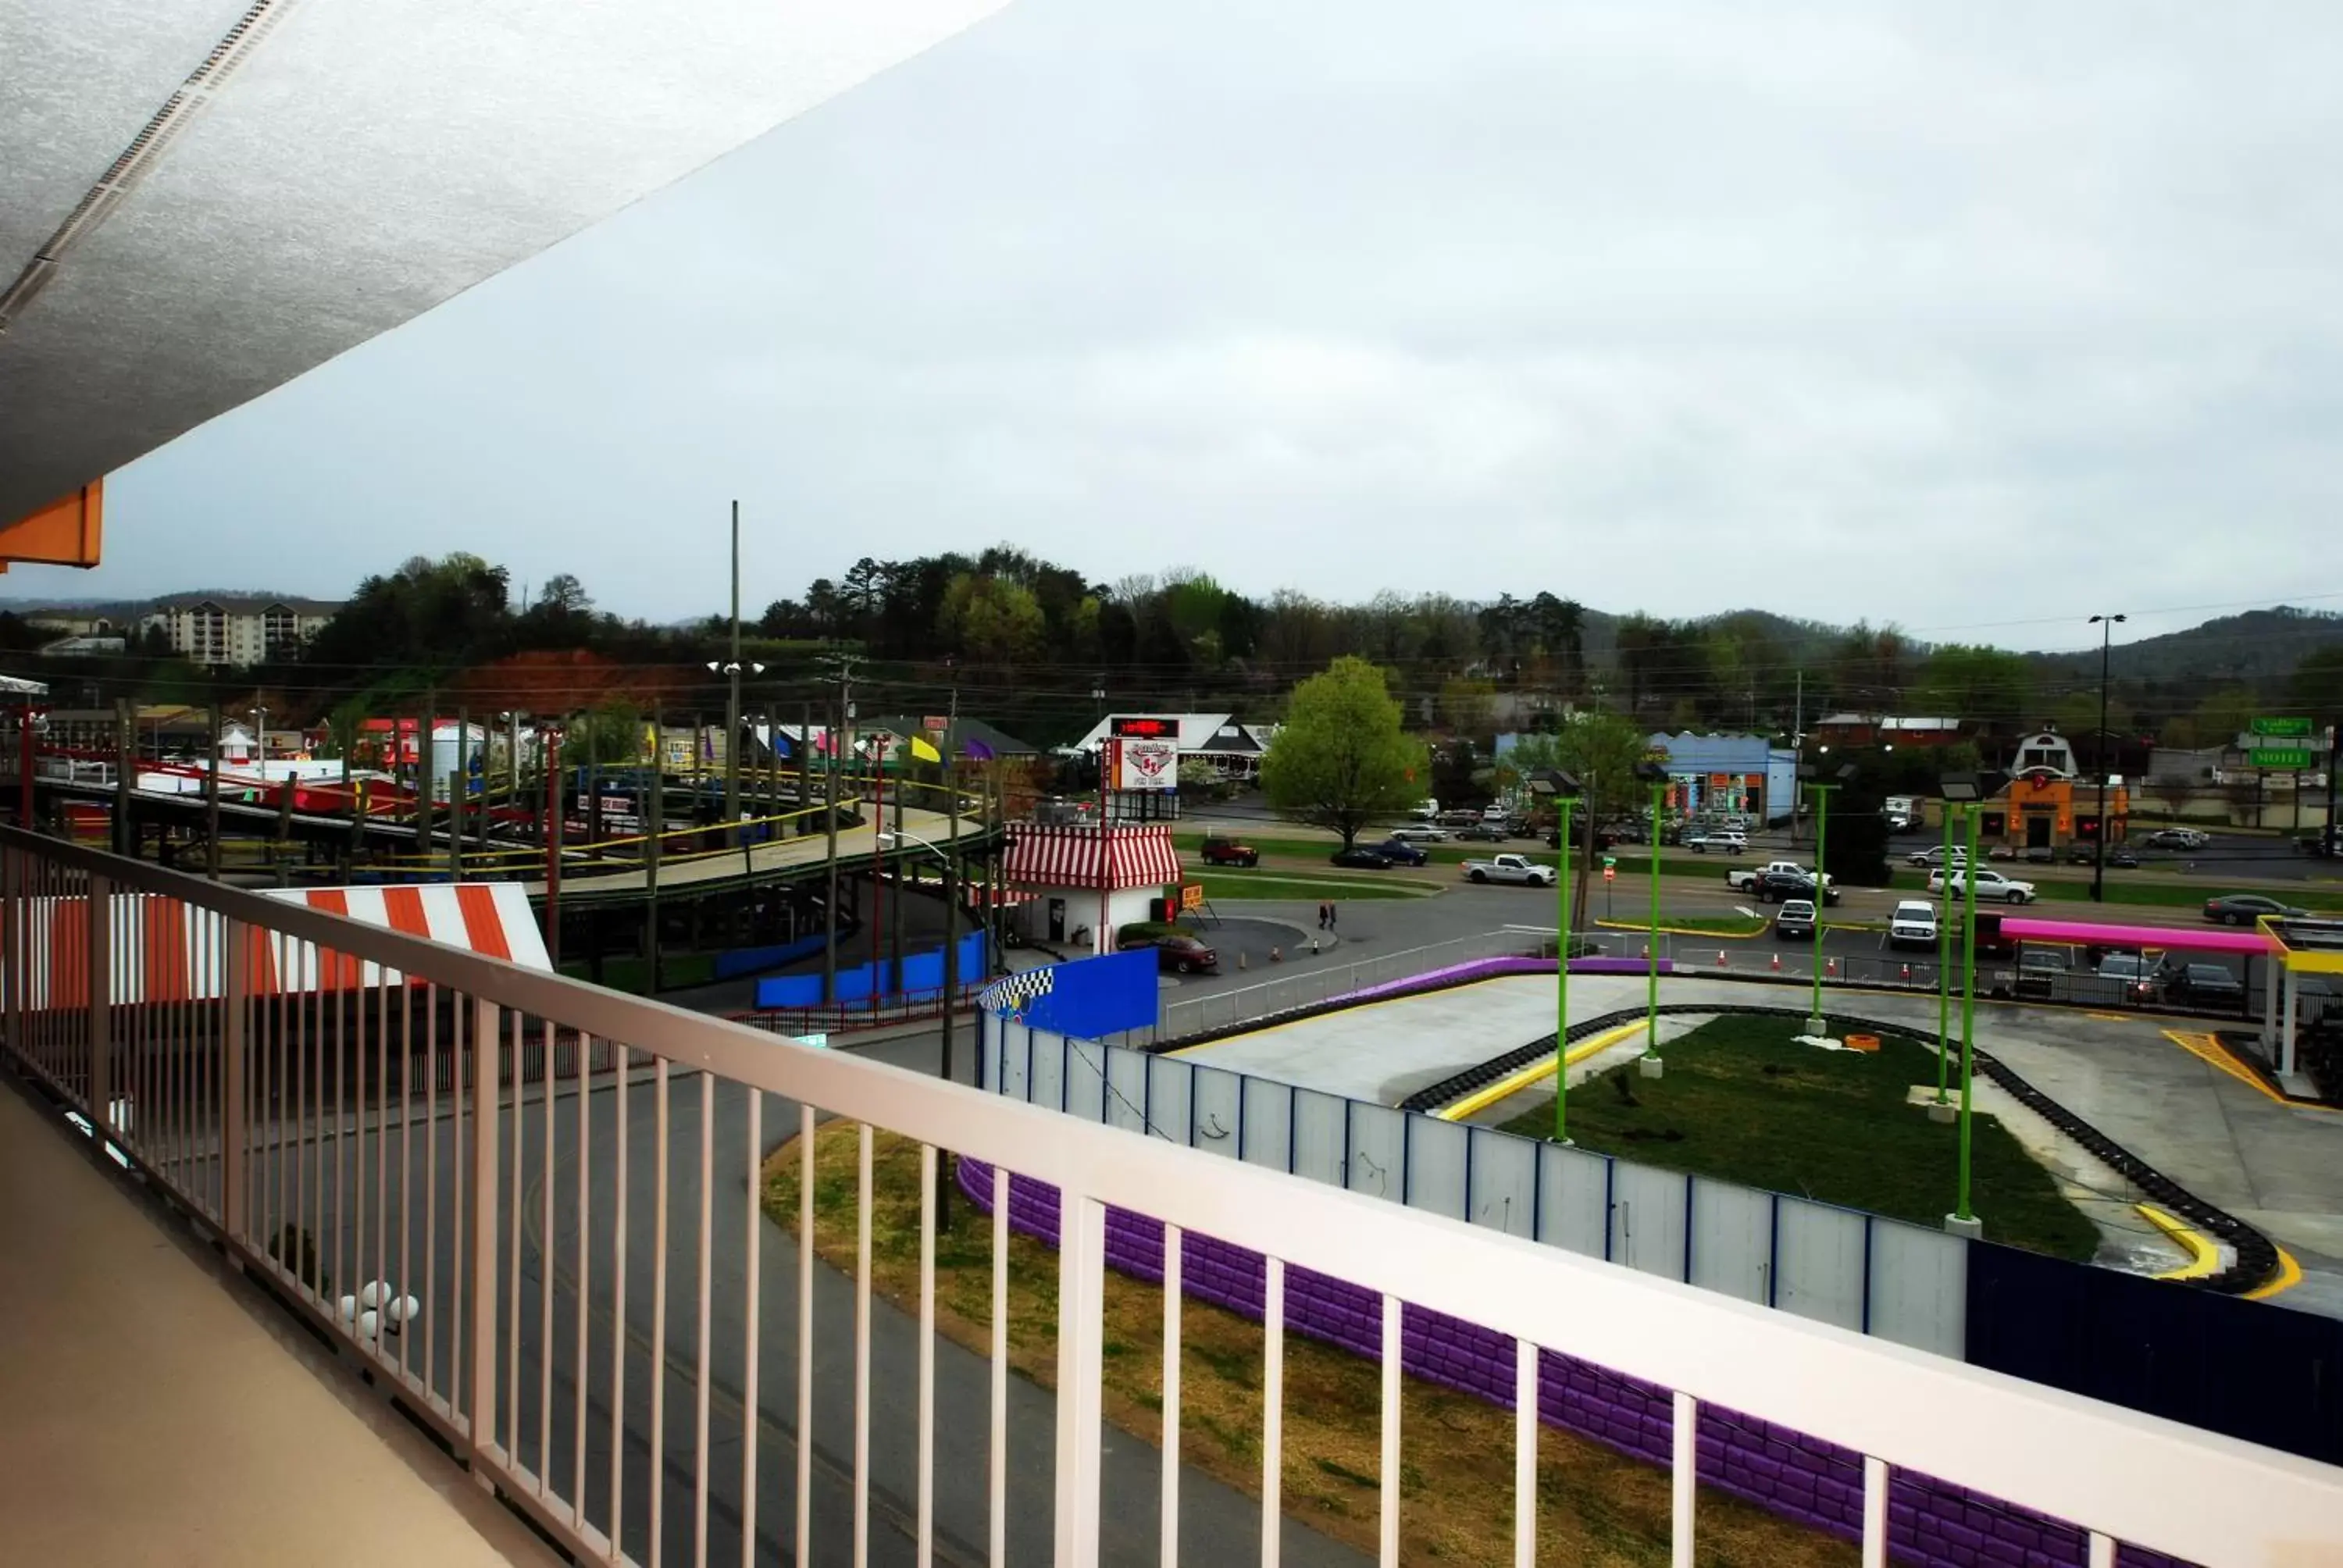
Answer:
1932;798;1954;1113
1799;761;1852;1035
1942;772;1985;1235
1637;764;1670;1072
1533;769;1583;1143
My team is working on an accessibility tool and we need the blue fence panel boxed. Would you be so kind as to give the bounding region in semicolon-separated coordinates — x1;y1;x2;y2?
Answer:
1020;950;1159;1040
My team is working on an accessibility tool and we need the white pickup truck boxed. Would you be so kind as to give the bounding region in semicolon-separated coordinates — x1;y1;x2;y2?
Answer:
1460;853;1557;886
1725;860;1832;893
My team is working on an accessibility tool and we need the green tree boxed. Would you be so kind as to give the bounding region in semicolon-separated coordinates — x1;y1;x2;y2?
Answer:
1260;657;1428;849
2286;646;2343;734
1914;645;2032;729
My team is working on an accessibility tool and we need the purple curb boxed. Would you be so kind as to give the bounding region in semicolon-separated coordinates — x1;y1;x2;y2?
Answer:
954;1156;2186;1568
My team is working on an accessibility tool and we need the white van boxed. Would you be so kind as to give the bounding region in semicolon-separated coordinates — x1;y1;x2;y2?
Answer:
1410;799;1439;821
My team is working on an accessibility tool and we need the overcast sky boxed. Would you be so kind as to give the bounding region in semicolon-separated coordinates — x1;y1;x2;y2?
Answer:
77;0;2343;652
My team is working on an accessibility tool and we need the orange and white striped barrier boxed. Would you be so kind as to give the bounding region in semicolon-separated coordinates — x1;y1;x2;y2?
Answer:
9;883;548;1011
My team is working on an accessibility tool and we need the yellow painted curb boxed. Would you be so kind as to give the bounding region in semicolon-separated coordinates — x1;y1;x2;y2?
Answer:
1432;1021;1651;1121
2159;1030;2343;1115
2134;1204;2222;1281
2245;1245;2305;1301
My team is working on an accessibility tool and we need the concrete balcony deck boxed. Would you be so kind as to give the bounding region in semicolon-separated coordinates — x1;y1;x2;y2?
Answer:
0;1080;553;1568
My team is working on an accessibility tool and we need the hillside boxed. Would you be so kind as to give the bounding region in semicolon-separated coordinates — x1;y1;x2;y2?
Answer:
2020;607;2343;687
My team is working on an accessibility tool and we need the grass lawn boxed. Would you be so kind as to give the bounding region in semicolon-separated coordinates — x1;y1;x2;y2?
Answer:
762;1128;1851;1568
1503;1016;2099;1262
1190;871;1434;901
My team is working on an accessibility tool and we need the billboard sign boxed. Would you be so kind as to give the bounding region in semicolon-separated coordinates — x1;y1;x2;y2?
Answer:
1114;736;1179;791
1180;882;1205;912
2248;747;2316;770
2250;716;2312;738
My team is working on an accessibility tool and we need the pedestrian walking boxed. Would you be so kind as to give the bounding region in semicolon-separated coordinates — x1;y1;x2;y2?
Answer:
1317;900;1329;930
1327;900;1338;932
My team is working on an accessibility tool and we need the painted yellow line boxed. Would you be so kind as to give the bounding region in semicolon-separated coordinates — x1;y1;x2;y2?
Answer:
2084;1012;2134;1023
1594;918;1766;939
1432;1021;1652;1121
2245;1245;2305;1301
2160;1029;2343;1114
2134;1204;2222;1281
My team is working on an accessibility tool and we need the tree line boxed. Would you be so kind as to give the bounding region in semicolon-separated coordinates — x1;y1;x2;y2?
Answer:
11;547;2338;754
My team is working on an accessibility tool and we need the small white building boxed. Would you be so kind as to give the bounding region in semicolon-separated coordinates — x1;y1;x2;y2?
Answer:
1068;713;1278;780
1000;821;1183;953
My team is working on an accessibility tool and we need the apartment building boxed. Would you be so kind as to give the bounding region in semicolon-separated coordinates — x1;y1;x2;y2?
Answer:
143;594;341;667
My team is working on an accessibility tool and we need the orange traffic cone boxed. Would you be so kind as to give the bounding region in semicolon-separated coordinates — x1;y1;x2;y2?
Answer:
1826;957;1839;978
1716;949;1728;968
1900;963;1911;983
1770;952;1781;973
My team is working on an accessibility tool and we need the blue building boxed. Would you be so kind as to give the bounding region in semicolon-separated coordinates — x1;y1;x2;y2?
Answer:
1647;732;1799;823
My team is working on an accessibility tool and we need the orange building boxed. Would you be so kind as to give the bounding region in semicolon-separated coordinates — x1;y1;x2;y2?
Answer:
1977;732;2129;853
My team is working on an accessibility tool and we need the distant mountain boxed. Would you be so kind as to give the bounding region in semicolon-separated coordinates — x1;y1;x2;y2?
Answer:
2019;607;2343;687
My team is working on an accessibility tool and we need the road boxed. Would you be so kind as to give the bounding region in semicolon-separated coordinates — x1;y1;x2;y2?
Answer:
284;1051;1364;1568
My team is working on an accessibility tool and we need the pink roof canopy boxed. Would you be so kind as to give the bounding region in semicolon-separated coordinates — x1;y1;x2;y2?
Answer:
1999;916;2273;955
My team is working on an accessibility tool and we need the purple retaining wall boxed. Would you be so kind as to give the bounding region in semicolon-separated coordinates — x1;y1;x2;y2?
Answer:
958;1156;2183;1568
1330;953;1664;1010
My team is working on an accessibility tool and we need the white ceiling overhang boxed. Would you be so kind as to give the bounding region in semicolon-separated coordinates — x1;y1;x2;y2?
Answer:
0;0;1009;525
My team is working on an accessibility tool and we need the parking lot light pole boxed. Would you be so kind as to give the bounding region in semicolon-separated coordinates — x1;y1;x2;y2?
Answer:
2088;613;2127;901
1532;770;1582;1142
1941;772;1985;1233
1934;799;1954;1109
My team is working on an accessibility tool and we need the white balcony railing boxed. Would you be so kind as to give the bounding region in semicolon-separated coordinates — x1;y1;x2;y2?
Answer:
2;825;2338;1567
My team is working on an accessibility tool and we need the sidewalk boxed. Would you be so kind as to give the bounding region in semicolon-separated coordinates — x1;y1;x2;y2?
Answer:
0;1076;557;1568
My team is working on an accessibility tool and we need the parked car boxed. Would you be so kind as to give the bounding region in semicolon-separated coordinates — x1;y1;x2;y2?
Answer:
1888;900;1939;949
2096;952;2173;1005
1774;898;1817;940
1457;822;1510;843
1200;835;1258;868
1331;846;1395;870
2010;948;2070;1000
1117;929;1219;975
1753;870;1841;905
2064;843;2138;868
2165;963;2246;1010
1460;853;1558;886
2024;844;2056;864
1387;823;1448;843
1437;809;1482;829
1906;845;1968;868
1367;836;1429;867
1928;868;2036;903
2202;893;2307;926
1686;831;1748;854
2143;828;2209;850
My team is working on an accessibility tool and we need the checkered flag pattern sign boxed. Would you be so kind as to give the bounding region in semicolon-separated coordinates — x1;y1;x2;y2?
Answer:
979;967;1054;1017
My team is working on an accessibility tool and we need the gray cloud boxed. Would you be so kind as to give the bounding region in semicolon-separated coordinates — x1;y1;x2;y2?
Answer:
87;0;2343;651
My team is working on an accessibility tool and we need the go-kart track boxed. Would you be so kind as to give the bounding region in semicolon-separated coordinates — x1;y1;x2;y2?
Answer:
1172;970;2343;1316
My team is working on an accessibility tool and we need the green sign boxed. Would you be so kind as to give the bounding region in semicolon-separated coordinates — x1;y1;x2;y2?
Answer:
1603;855;1617;869
2248;747;2316;770
2250;716;2312;737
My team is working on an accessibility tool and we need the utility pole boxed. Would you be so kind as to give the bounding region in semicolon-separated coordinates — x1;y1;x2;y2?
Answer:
206;698;223;879
820;654;858;1004
647;702;664;996
113;697;134;858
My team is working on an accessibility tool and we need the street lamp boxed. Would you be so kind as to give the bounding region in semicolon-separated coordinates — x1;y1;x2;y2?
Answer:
879;826;966;1226
2087;614;2127;903
707;658;769;846
1797;761;1856;1035
1941;771;1985;1237
1529;768;1582;1142
1634;760;1671;1072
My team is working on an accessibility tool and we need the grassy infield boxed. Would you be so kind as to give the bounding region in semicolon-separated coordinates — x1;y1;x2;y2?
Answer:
763;1016;2099;1565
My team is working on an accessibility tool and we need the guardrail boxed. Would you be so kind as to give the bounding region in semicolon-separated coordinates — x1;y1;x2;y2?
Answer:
2;824;2336;1567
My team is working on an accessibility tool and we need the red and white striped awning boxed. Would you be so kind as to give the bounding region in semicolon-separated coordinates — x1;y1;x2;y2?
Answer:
1001;823;1182;893
15;882;548;1011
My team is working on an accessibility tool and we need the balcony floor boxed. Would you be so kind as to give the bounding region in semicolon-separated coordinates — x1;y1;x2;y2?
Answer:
0;1077;556;1568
